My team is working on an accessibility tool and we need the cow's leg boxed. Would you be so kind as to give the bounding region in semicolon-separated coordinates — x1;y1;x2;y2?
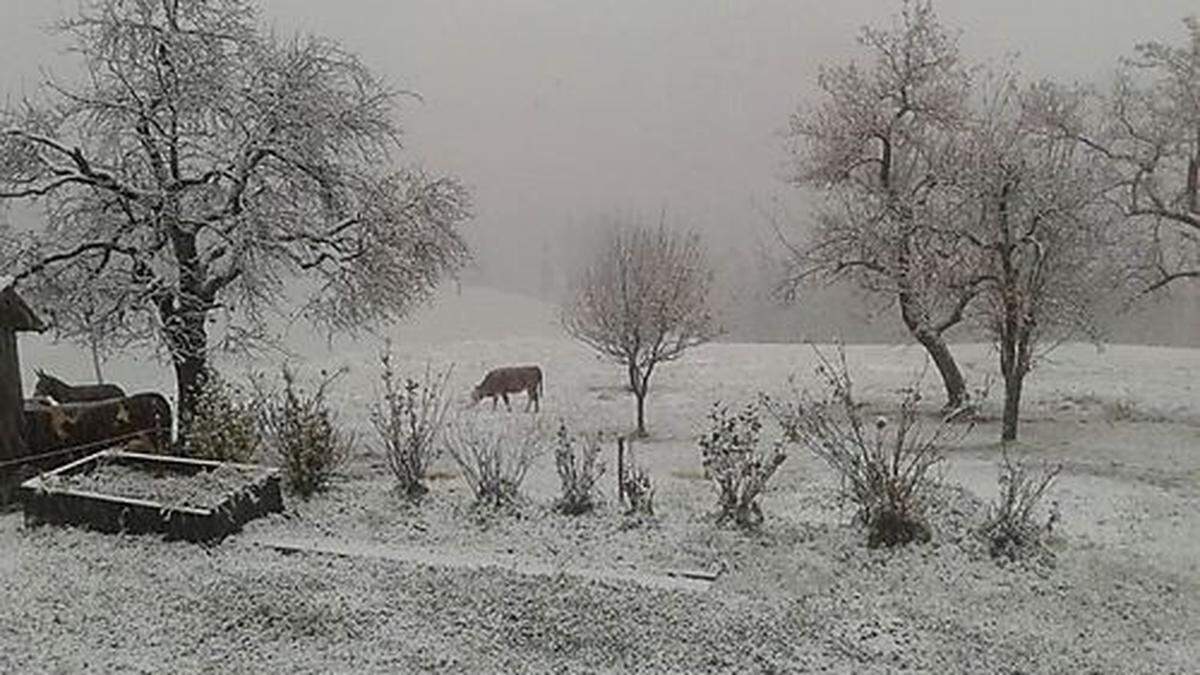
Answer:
502;392;512;411
491;396;498;411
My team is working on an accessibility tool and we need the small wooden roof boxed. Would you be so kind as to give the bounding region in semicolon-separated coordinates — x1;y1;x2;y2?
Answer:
0;276;46;332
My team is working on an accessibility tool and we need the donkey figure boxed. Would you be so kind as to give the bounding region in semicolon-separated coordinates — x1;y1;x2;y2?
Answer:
33;369;126;403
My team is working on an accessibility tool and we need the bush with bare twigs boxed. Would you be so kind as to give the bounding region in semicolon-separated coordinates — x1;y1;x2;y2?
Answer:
444;414;547;508
370;352;454;499
257;366;355;499
981;449;1062;561
768;346;971;547
553;421;606;515
698;401;787;528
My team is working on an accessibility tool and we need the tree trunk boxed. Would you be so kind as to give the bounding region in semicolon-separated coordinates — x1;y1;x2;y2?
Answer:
634;391;648;438
167;309;209;449
172;352;207;449
160;221;211;449
1001;366;1023;441
898;292;968;410
628;362;650;437
90;333;104;384
914;329;968;410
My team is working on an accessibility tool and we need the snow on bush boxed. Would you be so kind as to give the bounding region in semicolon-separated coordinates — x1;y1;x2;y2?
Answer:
619;440;656;519
370;352;454;499
981;448;1062;561
553;421;606;515
182;372;262;463
257;366;355;499
767;345;970;548
698;401;787;528
444;413;547;508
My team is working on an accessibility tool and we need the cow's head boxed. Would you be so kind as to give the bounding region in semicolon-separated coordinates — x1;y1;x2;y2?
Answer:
470;386;484;405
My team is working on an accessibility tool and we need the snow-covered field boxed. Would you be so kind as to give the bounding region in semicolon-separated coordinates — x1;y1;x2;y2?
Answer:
2;287;1198;673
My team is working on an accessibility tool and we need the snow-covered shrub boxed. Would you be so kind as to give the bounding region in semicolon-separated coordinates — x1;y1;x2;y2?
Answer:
370;352;453;499
981;449;1061;561
553;421;606;515
181;372;261;463
620;460;655;518
258;366;355;499
444;414;546;508
698;401;787;528
767;345;968;548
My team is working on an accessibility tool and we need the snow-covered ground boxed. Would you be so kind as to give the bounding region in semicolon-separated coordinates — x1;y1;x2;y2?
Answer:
3;286;1198;673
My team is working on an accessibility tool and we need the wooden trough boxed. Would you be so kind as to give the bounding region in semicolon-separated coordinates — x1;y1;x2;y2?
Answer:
20;448;283;542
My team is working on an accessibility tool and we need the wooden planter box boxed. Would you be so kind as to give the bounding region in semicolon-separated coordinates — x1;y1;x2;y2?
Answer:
20;449;283;542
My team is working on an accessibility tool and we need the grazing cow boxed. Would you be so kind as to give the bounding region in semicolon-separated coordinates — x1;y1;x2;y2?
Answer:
22;392;173;454
33;369;126;403
471;365;543;412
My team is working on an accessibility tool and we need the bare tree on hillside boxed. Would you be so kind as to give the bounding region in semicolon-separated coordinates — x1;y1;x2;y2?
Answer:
0;0;470;435
779;0;981;412
958;78;1128;441
1044;16;1200;293
562;220;719;437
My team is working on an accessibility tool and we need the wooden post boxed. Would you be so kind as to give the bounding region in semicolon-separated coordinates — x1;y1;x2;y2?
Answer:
617;436;626;508
0;327;24;462
0;280;46;462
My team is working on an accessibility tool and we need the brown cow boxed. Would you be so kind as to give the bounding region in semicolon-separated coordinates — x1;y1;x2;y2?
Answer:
22;392;173;454
471;365;543;412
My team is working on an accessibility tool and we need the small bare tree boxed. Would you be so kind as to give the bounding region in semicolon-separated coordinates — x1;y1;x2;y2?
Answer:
562;219;719;437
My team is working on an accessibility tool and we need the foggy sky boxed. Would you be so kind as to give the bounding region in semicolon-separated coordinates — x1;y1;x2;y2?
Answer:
2;1;1197;294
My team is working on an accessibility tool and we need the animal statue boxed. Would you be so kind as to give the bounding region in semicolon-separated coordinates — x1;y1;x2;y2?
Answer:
471;365;544;412
33;369;126;403
22;392;173;454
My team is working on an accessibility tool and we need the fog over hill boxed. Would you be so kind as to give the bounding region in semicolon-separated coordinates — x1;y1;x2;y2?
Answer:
3;2;1198;350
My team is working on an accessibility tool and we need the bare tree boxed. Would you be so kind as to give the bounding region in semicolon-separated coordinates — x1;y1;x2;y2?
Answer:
1048;16;1200;293
562;219;719;437
958;78;1126;441
780;0;981;411
0;0;470;434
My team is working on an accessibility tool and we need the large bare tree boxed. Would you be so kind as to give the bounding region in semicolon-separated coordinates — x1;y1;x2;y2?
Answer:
562;220;719;437
0;0;470;432
780;0;981;411
958;79;1126;441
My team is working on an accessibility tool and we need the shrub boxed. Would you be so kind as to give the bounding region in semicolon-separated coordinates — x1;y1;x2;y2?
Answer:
444;413;546;508
698;401;787;528
257;365;355;499
370;352;454;499
618;439;655;518
553;421;606;515
767;345;969;548
981;448;1062;561
181;372;261;463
